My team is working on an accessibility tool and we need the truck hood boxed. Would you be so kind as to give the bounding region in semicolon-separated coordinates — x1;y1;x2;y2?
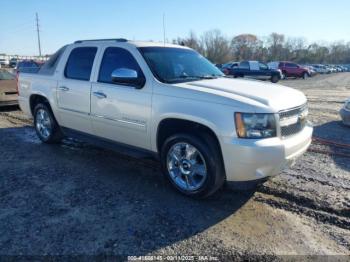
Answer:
181;78;307;112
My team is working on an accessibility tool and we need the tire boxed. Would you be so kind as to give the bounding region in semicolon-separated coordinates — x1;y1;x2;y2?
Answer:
271;75;280;83
303;72;309;79
282;71;287;79
33;103;63;143
160;133;225;198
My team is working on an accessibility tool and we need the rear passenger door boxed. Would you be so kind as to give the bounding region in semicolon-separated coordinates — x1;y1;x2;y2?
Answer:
237;61;250;77
258;62;271;79
56;46;98;134
90;46;152;150
285;63;298;77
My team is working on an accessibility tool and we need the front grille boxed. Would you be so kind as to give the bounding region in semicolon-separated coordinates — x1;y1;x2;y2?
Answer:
279;104;308;138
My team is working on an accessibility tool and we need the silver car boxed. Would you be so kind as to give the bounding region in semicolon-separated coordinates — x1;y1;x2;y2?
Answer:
340;99;350;126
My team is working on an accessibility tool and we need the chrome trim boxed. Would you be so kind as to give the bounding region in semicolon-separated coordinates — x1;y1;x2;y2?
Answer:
58;86;70;92
93;91;107;99
278;103;307;114
58;107;90;116
91;114;146;127
279;103;308;138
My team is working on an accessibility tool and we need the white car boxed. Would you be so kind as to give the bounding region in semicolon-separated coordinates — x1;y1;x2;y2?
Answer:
312;64;329;74
0;58;9;67
18;39;313;198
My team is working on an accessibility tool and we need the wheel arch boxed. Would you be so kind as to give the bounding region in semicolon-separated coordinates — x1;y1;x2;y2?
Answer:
155;116;222;157
29;93;51;116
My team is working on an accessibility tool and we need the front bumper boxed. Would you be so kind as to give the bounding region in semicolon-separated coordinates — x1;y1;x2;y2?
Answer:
221;125;313;181
340;108;350;126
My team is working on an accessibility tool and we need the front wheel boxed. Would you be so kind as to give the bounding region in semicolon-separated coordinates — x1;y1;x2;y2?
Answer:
303;72;309;79
34;103;63;143
161;133;225;198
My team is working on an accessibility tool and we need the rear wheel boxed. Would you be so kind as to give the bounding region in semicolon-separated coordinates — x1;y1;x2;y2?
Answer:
161;133;225;198
34;103;63;143
271;75;280;83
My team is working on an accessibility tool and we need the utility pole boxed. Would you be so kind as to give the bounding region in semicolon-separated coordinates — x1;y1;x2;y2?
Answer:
163;13;166;46
36;12;42;57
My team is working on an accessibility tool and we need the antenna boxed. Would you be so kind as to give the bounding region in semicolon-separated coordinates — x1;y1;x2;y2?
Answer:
163;13;166;45
36;12;42;57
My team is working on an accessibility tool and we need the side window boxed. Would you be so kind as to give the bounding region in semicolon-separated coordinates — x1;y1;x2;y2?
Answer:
239;61;250;70
39;46;67;75
98;47;144;84
286;63;298;68
259;63;268;70
64;47;97;81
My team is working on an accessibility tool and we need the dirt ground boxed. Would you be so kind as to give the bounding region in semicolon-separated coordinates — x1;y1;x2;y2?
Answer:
0;73;349;259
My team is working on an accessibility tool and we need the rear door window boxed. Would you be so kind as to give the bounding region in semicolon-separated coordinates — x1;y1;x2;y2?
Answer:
239;61;250;70
286;63;298;68
259;63;268;70
39;46;67;75
64;47;97;81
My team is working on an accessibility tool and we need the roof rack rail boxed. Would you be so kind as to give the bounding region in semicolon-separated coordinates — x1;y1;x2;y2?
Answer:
74;38;128;44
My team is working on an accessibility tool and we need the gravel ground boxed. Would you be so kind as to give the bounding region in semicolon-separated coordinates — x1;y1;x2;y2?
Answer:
0;73;349;259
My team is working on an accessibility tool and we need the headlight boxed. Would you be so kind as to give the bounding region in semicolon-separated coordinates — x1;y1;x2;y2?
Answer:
345;101;350;111
235;113;277;139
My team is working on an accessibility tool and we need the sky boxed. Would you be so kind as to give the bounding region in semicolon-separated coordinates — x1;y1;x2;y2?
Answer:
0;0;349;55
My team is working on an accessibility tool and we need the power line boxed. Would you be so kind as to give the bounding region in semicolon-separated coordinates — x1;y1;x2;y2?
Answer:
36;12;42;56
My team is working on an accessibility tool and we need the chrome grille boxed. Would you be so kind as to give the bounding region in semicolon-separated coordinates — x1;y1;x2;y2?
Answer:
279;104;308;138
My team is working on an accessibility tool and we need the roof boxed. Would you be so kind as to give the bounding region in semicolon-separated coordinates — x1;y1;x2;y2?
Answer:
73;38;189;49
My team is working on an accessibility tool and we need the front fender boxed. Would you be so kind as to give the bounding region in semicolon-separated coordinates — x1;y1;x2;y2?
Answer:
150;95;237;152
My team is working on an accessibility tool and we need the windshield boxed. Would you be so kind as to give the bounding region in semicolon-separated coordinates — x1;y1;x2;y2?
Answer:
139;47;224;83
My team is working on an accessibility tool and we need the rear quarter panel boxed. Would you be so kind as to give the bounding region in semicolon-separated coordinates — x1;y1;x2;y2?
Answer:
18;73;59;120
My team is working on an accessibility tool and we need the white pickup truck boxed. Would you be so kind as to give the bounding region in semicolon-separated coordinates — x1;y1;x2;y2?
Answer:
18;39;313;198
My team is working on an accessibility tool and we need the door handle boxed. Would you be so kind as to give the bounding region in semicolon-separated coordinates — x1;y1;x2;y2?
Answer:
58;86;70;92
93;91;107;99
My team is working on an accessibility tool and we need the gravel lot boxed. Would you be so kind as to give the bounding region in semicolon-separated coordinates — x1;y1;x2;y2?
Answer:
0;73;349;258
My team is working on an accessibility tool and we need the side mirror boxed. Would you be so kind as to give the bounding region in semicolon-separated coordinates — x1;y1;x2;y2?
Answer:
111;68;145;88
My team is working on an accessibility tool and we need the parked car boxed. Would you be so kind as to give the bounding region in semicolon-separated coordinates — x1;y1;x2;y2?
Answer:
0;69;18;106
0;58;10;67
340;98;350;126
18;39;312;198
327;65;337;73
16;60;42;74
215;64;223;70
9;58;18;68
311;64;330;74
225;61;282;83
220;61;239;74
275;62;310;79
335;65;345;72
303;65;317;76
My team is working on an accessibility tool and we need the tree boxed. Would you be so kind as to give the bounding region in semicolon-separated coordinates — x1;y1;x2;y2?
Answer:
231;34;262;61
173;31;204;55
173;31;350;64
267;33;285;60
200;30;231;64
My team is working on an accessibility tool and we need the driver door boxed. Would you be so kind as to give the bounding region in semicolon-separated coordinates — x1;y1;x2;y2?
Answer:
90;47;152;150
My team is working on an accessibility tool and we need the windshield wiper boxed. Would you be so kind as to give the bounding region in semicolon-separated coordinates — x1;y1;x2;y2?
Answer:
166;75;222;83
180;75;219;80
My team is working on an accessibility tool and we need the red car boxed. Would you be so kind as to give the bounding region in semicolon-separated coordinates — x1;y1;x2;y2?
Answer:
277;62;310;79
